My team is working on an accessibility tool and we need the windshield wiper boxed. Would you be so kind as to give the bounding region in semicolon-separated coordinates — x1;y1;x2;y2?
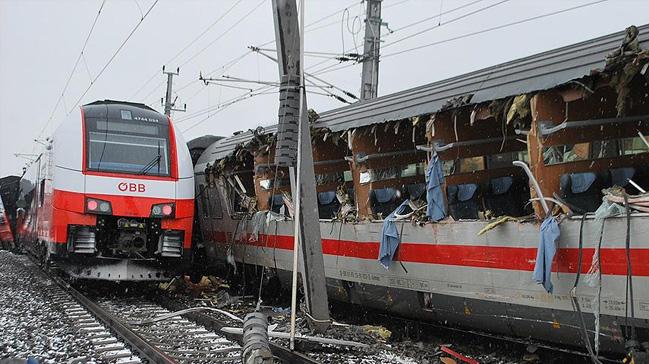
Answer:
138;141;163;176
138;154;161;175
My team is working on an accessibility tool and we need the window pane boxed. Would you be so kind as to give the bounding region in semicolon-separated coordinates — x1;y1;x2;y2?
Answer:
88;132;169;175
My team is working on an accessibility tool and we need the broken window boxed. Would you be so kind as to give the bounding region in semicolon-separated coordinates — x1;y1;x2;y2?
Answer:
543;137;648;165
486;150;528;169
442;157;485;176
621;136;649;155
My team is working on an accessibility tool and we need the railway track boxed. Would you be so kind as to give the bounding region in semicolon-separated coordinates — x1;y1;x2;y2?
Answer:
40;265;320;364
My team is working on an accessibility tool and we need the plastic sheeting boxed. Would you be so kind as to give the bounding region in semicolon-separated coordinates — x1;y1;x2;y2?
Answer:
426;154;447;221
532;216;560;293
378;200;411;269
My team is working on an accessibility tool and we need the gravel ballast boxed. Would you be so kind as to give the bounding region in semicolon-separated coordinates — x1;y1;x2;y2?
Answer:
0;251;105;363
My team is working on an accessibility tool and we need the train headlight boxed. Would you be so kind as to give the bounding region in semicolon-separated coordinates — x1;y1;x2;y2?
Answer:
151;203;175;218
85;197;112;215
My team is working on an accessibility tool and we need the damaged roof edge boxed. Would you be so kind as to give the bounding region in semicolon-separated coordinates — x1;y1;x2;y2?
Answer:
316;23;649;133
195;124;278;167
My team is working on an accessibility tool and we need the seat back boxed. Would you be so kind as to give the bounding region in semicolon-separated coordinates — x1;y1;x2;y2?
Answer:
447;183;480;219
317;191;340;219
268;194;284;214
559;172;602;212
404;183;426;201
370;187;401;217
484;176;531;217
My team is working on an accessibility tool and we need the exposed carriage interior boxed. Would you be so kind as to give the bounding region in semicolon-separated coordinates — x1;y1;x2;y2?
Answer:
194;26;649;224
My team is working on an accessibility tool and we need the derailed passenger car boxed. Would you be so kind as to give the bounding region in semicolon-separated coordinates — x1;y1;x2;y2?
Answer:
193;25;649;355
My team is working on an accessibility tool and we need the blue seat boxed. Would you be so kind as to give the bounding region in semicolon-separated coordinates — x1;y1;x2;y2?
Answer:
484;176;531;217
447;183;480;219
268;194;284;214
317;191;340;219
370;187;402;218
559;172;602;212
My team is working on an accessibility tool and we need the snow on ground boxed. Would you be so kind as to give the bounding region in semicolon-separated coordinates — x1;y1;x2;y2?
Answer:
0;251;101;363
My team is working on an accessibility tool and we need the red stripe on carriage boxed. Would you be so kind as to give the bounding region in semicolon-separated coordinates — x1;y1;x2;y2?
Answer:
213;232;649;277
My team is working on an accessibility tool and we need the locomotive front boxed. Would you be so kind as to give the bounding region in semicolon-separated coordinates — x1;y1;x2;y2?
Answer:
49;100;194;280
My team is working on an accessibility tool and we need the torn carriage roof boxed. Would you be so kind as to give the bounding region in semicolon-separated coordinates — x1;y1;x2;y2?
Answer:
195;125;278;167
315;24;649;133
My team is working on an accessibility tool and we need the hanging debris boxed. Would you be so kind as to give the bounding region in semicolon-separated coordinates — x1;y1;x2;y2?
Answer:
605;25;649;117
506;94;530;124
440;95;473;111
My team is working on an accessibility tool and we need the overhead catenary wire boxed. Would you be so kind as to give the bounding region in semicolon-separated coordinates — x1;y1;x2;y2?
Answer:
177;0;266;68
156;1;372;114
136;0;265;106
129;0;244;100
381;0;511;50
310;0;610;76
300;0;499;75
67;0;160;115
38;0;107;139
381;0;610;59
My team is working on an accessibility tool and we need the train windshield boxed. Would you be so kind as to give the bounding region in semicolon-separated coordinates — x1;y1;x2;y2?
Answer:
86;118;171;176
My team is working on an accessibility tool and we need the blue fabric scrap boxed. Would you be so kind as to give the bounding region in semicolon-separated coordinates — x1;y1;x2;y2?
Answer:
532;216;560;293
378;200;411;269
426;154;447;221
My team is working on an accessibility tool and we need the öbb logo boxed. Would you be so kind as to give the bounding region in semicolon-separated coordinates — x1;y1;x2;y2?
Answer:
117;182;146;193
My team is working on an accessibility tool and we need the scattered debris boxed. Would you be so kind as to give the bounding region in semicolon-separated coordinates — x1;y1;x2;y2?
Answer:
360;325;392;341
439;345;480;364
477;215;520;236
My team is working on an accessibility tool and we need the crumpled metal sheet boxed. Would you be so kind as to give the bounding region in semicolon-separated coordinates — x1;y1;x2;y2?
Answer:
315;25;649;133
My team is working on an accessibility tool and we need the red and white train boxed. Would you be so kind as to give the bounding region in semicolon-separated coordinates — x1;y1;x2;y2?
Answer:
191;26;649;356
0;196;14;249
17;100;194;281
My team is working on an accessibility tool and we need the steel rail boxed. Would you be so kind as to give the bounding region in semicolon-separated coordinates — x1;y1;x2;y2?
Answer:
156;296;321;364
46;272;179;364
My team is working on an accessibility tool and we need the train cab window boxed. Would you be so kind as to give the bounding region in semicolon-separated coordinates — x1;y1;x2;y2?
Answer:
86;118;171;176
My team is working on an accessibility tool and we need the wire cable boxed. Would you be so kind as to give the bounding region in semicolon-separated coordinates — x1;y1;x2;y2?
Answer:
381;0;609;59
68;0;160;114
381;0;510;50
38;0;106;138
178;0;266;68
129;0;244;99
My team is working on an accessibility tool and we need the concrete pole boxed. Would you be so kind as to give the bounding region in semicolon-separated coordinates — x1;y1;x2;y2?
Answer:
360;0;382;101
271;0;330;333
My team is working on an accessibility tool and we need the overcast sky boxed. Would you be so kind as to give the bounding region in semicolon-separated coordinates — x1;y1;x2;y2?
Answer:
1;0;648;177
